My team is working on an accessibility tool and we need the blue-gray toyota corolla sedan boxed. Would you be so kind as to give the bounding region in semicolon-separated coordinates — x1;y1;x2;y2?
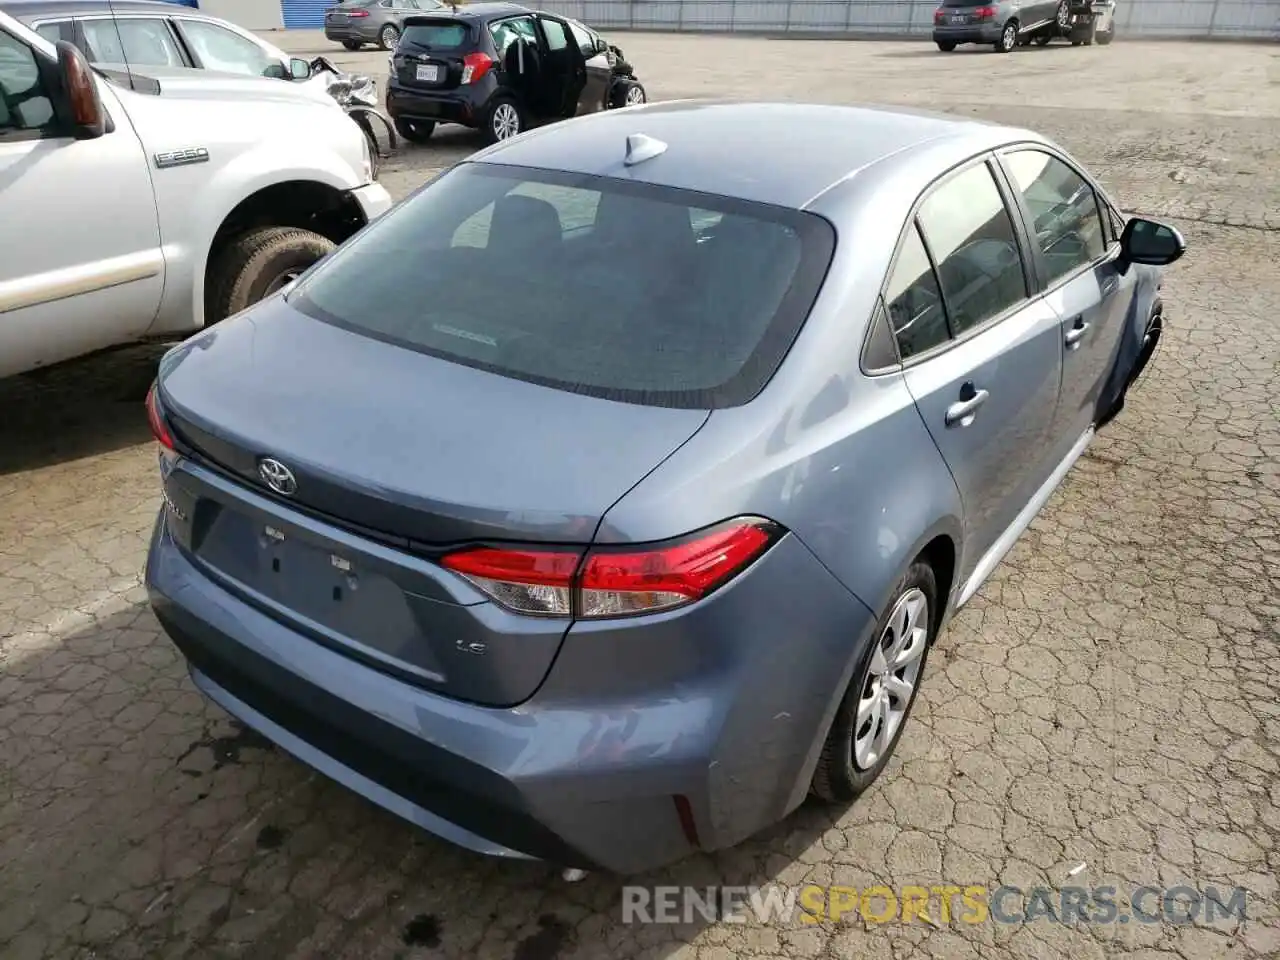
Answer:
145;101;1185;874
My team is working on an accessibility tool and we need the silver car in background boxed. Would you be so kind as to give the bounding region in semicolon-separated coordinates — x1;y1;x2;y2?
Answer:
324;0;445;51
145;101;1183;874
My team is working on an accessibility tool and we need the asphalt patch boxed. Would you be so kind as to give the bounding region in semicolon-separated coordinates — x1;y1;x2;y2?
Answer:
513;914;569;960
402;913;442;948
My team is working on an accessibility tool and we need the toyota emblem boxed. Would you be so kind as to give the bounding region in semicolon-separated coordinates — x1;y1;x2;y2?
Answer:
258;457;297;496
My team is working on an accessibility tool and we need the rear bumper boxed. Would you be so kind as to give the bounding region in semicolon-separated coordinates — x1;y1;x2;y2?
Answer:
146;509;875;874
385;82;490;127
324;24;378;42
933;23;1003;42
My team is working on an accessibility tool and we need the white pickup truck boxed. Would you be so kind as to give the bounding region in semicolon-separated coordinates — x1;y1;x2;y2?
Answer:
0;10;392;379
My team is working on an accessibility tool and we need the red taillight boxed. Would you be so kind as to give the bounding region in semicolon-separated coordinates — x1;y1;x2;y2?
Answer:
348;8;369;16
934;8;946;20
975;5;996;16
460;51;494;84
441;547;580;616
439;518;781;619
145;382;175;450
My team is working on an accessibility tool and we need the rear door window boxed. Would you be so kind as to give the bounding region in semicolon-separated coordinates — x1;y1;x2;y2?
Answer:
917;161;1028;335
79;17;186;67
488;15;538;57
290;163;836;409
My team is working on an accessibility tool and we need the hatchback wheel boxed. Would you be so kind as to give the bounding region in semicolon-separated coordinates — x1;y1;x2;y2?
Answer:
379;24;399;50
394;117;435;144
484;97;523;144
995;21;1017;52
936;40;957;51
811;562;938;802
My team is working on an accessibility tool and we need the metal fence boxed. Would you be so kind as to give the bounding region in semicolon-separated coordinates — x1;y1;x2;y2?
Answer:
534;0;1280;39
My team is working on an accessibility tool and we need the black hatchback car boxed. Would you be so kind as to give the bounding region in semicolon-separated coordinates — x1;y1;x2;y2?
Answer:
385;2;644;145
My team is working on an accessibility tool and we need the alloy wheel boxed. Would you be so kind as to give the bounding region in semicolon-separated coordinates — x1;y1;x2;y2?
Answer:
380;25;398;50
1002;24;1017;50
1056;1;1070;27
624;86;645;106
492;102;520;139
852;587;929;770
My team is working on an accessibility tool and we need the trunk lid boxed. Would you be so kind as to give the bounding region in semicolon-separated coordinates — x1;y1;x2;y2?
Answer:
154;301;709;706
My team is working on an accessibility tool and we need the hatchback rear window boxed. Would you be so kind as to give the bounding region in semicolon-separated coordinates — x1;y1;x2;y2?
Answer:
290;163;835;409
401;20;470;49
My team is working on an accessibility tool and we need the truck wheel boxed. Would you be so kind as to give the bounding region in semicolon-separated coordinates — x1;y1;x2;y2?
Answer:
994;20;1017;52
342;40;362;50
206;226;335;324
394;117;435;143
936;40;957;51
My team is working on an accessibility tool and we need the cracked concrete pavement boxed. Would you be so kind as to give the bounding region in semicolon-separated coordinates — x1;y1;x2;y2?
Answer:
2;32;1279;960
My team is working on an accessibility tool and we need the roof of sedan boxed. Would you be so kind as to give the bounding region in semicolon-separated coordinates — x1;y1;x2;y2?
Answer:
473;100;1034;210
405;1;534;20
2;0;202;17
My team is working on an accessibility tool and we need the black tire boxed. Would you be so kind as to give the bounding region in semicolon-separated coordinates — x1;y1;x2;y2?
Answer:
936;40;957;51
1097;25;1115;44
609;78;646;109
482;95;524;145
205;227;335;324
810;562;939;803
378;24;399;51
994;20;1017;52
1034;34;1051;45
394;117;435;143
342;39;362;50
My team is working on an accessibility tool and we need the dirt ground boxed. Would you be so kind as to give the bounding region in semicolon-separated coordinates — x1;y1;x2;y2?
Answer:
1;31;1278;960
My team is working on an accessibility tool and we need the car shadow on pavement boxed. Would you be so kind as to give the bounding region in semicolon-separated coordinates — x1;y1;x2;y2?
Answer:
0;599;841;959
0;344;168;476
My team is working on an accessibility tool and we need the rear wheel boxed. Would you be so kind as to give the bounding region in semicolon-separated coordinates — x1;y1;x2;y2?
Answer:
1055;0;1071;30
994;21;1017;52
342;39;362;50
483;96;524;144
394;117;436;143
205;227;335;324
378;24;399;51
810;562;938;802
1097;24;1115;44
936;40;957;51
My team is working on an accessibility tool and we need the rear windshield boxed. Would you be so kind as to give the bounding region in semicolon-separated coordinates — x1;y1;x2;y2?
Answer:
290;163;834;409
401;20;471;49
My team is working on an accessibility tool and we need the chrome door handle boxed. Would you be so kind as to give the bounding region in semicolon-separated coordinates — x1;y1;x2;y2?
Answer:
1065;322;1090;347
945;388;989;427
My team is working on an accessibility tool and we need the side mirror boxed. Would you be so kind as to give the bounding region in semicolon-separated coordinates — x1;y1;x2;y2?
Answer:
55;40;105;139
289;57;313;81
1120;217;1186;267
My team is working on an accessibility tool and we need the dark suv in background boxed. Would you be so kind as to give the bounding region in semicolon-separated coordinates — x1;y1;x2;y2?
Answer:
933;0;1070;51
325;0;445;51
385;2;643;145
